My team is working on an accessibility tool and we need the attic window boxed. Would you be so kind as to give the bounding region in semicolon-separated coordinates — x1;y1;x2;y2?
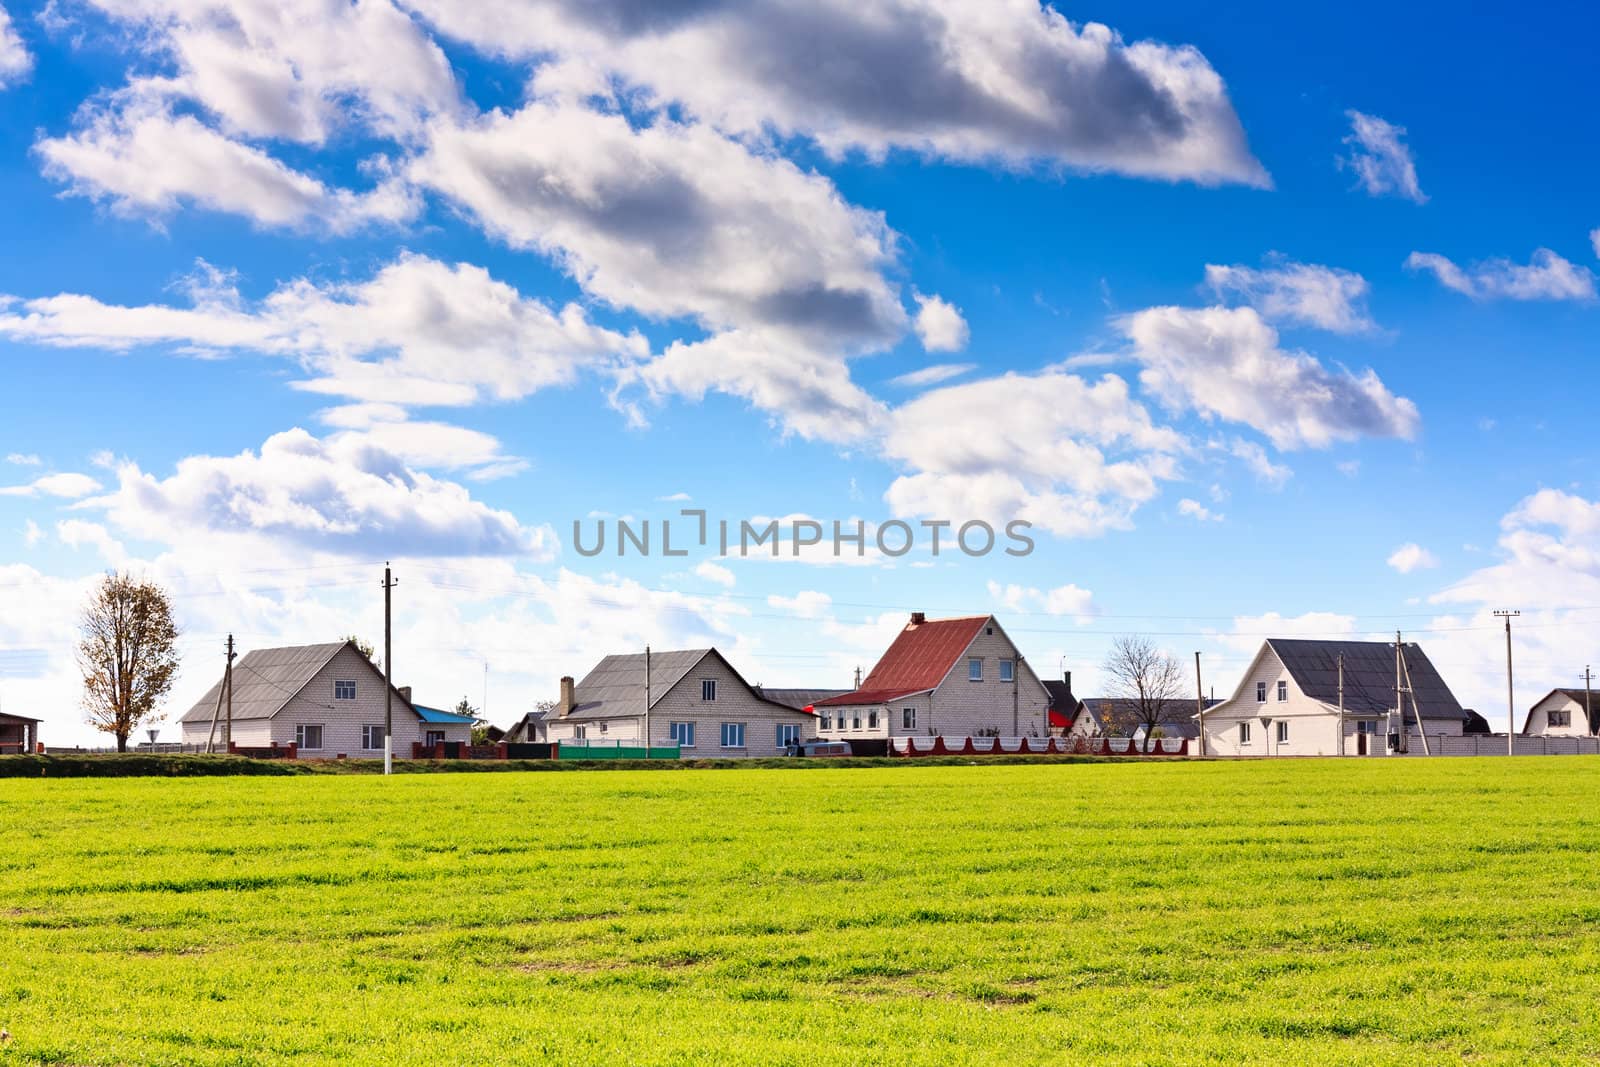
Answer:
1277;681;1288;702
334;680;356;700
986;626;994;635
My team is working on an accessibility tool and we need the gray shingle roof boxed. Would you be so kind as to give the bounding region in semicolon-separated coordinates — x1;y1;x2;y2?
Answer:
754;688;849;710
178;641;408;724
1268;639;1464;722
563;649;715;721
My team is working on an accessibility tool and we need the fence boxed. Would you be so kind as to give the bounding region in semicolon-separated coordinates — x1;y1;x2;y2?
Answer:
1395;735;1600;757
554;739;682;760
890;736;1189;757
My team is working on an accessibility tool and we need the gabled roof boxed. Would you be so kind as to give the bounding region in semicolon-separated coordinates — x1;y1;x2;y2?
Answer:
1078;697;1220;738
1266;639;1465;722
1043;680;1080;729
0;712;42;724
561;648;807;721
755;688;849;711
816;615;991;707
414;705;477;725
178;641;414;723
1521;688;1600;734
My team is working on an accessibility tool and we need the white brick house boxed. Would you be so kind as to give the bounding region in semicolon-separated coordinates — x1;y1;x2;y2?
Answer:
178;641;469;756
814;613;1052;741
545;648;818;758
1521;689;1598;737
1200;639;1468;757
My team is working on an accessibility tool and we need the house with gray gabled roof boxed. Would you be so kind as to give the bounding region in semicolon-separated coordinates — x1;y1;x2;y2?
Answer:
1521;688;1599;737
544;648;819;757
1200;638;1468;756
178;640;470;757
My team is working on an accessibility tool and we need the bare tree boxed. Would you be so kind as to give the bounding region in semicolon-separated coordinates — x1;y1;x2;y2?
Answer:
1101;635;1185;751
77;573;180;752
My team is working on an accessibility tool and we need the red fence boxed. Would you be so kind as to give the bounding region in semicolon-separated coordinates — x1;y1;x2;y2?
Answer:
890;736;1190;757
410;742;508;760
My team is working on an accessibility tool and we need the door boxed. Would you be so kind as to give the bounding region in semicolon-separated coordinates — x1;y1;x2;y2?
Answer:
425;730;445;747
1357;731;1367;756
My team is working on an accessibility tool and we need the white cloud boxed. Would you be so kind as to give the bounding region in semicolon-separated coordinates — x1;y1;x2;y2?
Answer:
1222;437;1293;489
883;371;1183;537
986;580;1096;622
912;293;969;352
1387;542;1439;573
0;254;645;407
1591;227;1600;260
1339;110;1425;203
1177;498;1222;522
0;3;31;88
1215;611;1358;655
889;363;977;389
56;519;128;565
0;472;104;499
1405;249;1597;302
6;453;42;466
405;0;1268;186
1204;259;1375;333
22;519;43;547
767;591;833;619
1122;305;1420;450
657;492;691;502
694;561;735;588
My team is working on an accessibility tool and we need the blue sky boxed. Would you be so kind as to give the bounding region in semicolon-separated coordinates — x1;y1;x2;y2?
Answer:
2;0;1598;744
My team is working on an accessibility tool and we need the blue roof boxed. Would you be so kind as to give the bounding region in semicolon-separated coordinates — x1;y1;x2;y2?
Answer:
414;705;477;724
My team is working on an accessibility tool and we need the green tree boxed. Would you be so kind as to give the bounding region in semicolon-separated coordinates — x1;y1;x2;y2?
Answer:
77;573;180;752
345;635;377;663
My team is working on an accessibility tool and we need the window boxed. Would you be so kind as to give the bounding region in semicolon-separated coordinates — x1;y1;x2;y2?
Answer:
868;710;879;729
334;679;356;700
1239;722;1251;745
669;722;696;748
902;707;916;730
1276;721;1289;744
720;722;746;748
573;725;587;740
1256;682;1267;703
1276;680;1288;702
1357;721;1379;735
969;658;983;681
1550;709;1572;728
999;659;1015;683
850;713;861;730
295;723;324;750
425;730;445;747
361;724;384;750
776;724;801;748
822;713;833;730
701;678;717;701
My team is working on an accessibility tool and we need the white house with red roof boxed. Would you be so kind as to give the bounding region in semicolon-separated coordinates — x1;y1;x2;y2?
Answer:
814;613;1052;741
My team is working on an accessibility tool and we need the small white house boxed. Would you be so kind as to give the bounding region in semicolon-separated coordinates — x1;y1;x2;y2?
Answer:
178;641;470;756
1521;689;1598;737
1200;639;1468;756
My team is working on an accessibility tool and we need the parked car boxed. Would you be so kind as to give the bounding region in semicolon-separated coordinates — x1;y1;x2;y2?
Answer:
786;740;853;758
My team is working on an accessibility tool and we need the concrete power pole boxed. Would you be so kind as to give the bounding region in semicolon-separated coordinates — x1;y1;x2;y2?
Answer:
1195;651;1205;757
224;633;235;750
383;563;397;775
1587;666;1594;737
1494;610;1519;755
1337;652;1345;757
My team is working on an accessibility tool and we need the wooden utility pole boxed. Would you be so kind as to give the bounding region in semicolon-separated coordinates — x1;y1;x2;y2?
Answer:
1337;653;1345;757
1195;651;1205;757
224;633;235;750
383;563;397;775
1494;610;1519;755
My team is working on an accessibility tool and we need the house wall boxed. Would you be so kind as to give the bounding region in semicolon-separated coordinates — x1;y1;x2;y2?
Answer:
923;624;1052;738
816;694;926;740
1525;693;1593;736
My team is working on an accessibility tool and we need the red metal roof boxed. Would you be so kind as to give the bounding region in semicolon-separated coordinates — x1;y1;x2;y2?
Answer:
1048;709;1071;728
816;615;991;706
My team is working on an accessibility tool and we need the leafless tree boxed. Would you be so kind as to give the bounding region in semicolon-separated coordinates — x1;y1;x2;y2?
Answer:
1101;635;1185;751
77;573;180;752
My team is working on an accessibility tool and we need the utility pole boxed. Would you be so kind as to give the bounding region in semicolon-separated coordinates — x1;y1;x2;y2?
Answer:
224;633;235;750
1394;632;1407;754
383;563;397;775
644;645;652;759
1195;651;1205;757
1494;610;1519;755
1586;666;1594;737
1337;652;1345;757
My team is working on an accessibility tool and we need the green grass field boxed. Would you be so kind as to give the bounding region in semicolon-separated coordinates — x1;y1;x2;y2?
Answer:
4;759;1600;1065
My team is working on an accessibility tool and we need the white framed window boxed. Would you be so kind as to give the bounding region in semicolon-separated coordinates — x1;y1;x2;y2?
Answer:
1276;680;1288;702
573;726;588;739
968;658;983;681
1276;721;1289;743
902;707;916;730
669;721;696;748
851;713;861;730
1239;722;1251;745
295;723;324;750
776;724;801;748
425;730;445;747
868;710;879;729
999;659;1014;683
701;679;717;701
821;713;833;730
361;724;384;749
1255;682;1267;703
1357;721;1379;735
720;722;746;748
1550;709;1572;727
334;680;356;700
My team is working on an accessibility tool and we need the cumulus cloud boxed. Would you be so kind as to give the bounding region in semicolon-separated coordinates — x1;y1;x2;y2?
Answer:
1592;227;1600;260
0;3;31;88
986;580;1096;622
405;0;1267;186
883;371;1183;537
1405;248;1597;302
1121;305;1420;450
912;293;969;352
1220;437;1292;489
0;472;104;499
0;254;644;407
767;590;834;619
1339;110;1425;203
6;452;42;466
1177;498;1222;522
1387;542;1439;573
694;561;735;588
87;428;553;559
1214;611;1359;656
1204;259;1375;333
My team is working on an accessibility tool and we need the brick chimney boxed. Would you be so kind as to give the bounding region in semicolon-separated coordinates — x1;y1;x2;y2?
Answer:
398;685;412;704
559;675;575;717
909;611;926;625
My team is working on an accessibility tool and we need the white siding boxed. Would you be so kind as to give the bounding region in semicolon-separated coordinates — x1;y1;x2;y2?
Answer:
1525;693;1594;737
925;623;1052;738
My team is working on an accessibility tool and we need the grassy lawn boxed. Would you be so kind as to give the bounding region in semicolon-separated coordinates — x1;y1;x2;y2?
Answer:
3;759;1600;1065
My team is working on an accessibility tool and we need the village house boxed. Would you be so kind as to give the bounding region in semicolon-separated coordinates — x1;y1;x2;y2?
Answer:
178;641;472;755
1521;689;1598;737
0;711;41;754
1200;639;1468;756
1070;696;1221;744
814;613;1052;740
542;648;820;758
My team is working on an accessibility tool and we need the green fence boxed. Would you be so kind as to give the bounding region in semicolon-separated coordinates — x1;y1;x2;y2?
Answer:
555;743;681;761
